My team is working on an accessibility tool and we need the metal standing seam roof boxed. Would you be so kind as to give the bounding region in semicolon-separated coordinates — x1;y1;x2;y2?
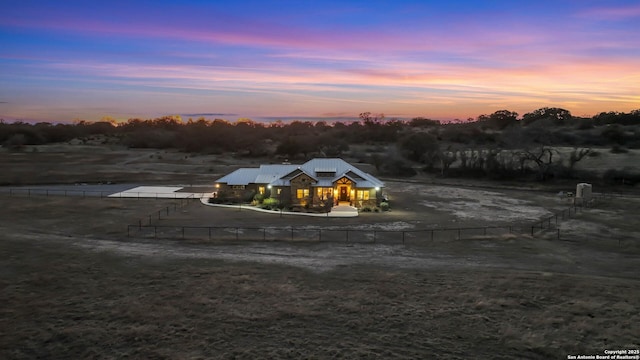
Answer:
215;158;384;188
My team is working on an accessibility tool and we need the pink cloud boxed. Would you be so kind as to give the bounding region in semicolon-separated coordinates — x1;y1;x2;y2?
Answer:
576;4;640;20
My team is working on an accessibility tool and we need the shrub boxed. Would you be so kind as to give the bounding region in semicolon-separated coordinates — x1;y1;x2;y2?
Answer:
361;206;373;212
610;145;628;154
380;201;390;211
242;190;256;203
261;198;280;210
253;193;265;204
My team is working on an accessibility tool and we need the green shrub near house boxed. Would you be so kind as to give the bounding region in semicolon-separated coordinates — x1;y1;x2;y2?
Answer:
380;201;390;211
259;197;279;210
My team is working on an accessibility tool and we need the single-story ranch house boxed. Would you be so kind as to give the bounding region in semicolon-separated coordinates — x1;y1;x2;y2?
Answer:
214;158;385;210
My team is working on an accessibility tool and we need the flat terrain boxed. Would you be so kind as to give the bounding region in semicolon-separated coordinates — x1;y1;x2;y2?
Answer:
1;145;639;359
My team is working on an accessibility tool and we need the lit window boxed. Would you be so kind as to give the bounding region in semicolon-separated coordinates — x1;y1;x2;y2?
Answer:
296;189;309;198
277;188;282;195
356;190;370;200
258;186;265;195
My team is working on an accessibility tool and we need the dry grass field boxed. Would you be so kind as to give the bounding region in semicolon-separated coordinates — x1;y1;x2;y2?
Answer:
1;145;639;359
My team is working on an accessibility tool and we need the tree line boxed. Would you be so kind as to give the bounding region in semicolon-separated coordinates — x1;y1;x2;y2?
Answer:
2;108;639;184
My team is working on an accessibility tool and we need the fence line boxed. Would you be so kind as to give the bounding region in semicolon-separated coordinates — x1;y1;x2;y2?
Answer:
126;196;610;244
134;194;196;228
126;223;531;243
3;187;198;199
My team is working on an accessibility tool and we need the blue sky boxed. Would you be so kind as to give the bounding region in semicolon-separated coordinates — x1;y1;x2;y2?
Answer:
1;0;639;122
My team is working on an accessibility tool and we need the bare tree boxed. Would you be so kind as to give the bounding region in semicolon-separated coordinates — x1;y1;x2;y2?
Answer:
516;147;558;180
568;147;592;171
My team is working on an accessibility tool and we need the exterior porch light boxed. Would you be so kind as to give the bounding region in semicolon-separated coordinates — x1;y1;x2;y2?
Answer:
267;185;272;189
375;187;380;191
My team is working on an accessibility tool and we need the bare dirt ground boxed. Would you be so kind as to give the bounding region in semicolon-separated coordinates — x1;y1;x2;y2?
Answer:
1;145;639;359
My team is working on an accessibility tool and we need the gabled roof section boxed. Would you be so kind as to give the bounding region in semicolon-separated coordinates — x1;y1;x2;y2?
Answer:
215;168;261;186
300;158;384;188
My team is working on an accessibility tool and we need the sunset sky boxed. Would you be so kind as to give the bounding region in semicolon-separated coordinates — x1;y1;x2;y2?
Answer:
1;0;639;123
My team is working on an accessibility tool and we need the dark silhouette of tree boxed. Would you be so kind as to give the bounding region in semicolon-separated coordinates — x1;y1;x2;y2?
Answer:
522;107;572;126
478;110;519;130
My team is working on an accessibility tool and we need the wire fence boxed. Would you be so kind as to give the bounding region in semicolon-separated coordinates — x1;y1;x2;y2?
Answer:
133;194;197;228
126;196;607;244
126;223;529;243
1;185;615;244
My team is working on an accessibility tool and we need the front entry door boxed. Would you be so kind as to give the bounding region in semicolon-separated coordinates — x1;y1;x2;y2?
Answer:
339;186;348;201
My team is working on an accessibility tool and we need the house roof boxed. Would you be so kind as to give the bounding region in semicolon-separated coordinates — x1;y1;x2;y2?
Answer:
215;158;384;188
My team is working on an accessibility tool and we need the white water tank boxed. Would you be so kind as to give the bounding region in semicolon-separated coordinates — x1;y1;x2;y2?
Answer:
576;183;592;202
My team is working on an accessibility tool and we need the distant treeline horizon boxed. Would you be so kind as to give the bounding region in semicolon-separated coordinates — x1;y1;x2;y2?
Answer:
2;107;639;184
2;107;639;126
